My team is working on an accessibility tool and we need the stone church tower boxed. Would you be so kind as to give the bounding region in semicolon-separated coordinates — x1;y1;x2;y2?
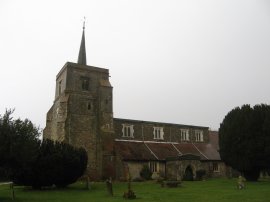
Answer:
43;24;114;180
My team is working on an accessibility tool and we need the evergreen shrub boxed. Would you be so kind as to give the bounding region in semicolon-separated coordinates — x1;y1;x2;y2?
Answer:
140;165;152;180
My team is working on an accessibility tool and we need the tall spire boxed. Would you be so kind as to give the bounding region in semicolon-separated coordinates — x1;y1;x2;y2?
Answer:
77;18;87;65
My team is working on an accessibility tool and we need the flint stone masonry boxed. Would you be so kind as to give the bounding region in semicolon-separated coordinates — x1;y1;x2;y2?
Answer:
44;62;114;180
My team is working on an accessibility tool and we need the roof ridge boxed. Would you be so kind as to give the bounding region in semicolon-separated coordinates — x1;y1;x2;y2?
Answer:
114;139;179;144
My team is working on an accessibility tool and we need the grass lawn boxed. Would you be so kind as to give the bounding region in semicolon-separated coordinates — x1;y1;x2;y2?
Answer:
1;178;270;202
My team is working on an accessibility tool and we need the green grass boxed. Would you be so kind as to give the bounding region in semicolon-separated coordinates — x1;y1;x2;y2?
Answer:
1;178;270;202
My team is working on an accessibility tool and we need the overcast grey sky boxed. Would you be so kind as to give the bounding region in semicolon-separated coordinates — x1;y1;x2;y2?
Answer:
0;0;270;131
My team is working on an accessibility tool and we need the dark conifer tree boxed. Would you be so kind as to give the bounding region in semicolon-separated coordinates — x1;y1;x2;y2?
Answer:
0;110;87;188
219;104;270;181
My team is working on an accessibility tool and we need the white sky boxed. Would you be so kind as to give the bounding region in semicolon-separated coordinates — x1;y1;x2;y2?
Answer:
0;0;270;131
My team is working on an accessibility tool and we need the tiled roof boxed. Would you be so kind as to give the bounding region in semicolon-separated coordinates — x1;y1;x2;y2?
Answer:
174;143;202;159
114;141;156;161
193;143;220;160
145;142;179;160
114;137;221;161
208;130;219;150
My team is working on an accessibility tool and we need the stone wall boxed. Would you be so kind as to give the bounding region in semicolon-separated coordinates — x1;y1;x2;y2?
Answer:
201;161;227;178
44;62;114;180
126;161;145;180
166;160;228;180
166;159;203;180
43;95;68;142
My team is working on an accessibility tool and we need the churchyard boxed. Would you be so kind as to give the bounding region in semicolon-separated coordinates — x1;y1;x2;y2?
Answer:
1;178;270;202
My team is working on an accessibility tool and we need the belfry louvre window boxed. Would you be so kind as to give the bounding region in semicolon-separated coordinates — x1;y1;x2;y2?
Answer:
81;77;90;90
153;127;164;140
195;130;204;142
180;129;189;141
122;124;134;138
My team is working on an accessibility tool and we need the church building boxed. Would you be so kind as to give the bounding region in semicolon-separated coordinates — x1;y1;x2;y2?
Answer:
43;25;227;181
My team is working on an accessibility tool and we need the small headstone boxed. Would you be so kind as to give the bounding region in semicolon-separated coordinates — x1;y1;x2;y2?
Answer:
86;176;90;190
237;175;245;190
11;183;15;200
106;178;113;196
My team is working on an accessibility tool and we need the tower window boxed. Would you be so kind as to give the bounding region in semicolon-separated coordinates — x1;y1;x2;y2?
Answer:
58;80;62;95
195;130;204;142
87;102;91;110
153;127;164;140
81;77;90;90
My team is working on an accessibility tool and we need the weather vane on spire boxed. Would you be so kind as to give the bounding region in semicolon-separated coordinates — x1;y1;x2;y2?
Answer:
83;16;86;30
